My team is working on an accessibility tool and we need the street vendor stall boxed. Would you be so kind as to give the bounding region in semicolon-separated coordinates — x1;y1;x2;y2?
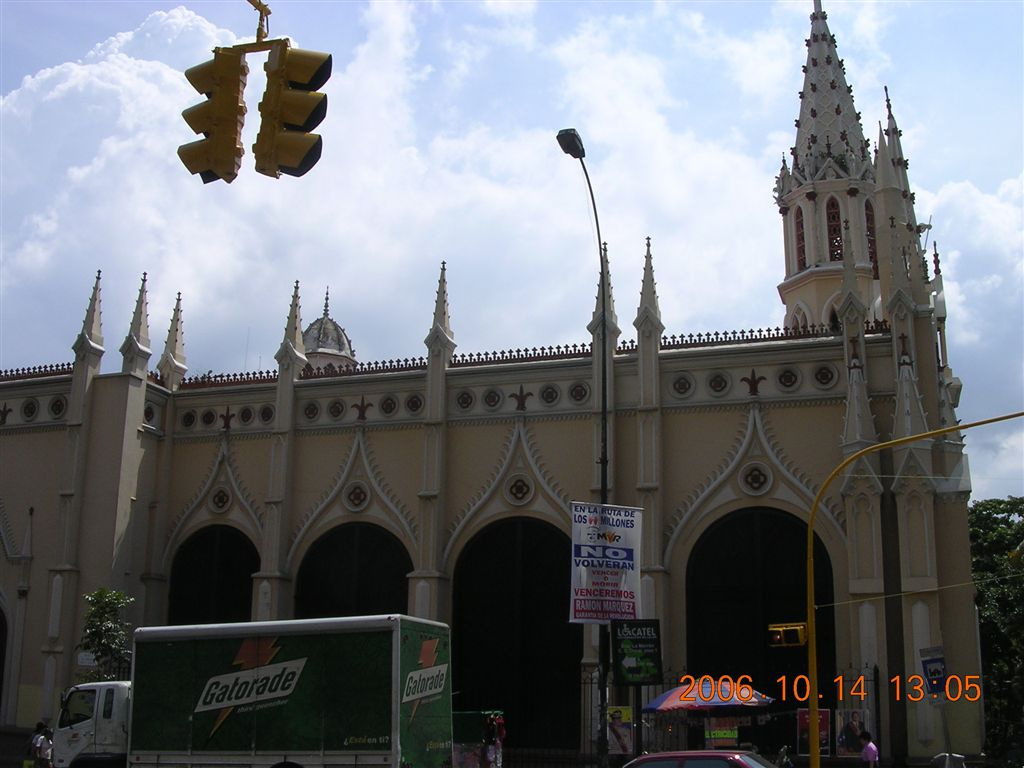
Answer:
642;677;774;752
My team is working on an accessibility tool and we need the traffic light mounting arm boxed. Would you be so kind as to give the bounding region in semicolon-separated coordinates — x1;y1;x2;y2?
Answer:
246;0;272;43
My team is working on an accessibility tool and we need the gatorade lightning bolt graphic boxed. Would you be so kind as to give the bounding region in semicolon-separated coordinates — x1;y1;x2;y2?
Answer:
411;638;438;721
201;637;284;737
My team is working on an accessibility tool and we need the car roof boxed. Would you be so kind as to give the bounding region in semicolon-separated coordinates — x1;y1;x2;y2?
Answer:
634;752;756;758
625;751;764;766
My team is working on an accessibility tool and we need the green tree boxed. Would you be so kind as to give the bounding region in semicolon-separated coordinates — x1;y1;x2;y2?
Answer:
969;496;1024;764
78;588;135;681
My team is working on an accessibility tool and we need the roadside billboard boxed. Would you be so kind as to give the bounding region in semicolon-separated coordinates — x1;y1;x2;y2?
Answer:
570;502;643;623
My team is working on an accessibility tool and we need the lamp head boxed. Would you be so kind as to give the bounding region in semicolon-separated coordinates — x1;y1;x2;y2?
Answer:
557;128;585;159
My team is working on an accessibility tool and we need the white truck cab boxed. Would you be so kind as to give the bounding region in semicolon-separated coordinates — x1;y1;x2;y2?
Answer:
53;681;131;768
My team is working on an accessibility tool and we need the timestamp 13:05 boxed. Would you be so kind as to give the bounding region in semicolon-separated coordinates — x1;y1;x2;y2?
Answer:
776;674;982;702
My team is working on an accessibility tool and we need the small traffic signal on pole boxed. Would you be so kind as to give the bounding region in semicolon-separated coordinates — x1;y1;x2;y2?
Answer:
178;49;248;184
768;623;807;647
253;42;332;178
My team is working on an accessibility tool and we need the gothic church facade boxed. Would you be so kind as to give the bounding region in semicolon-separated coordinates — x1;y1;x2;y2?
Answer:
0;2;983;760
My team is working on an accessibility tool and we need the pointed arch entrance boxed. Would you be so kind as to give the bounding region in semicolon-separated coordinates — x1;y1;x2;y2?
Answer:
686;507;836;749
168;524;260;624
452;517;582;750
294;522;412;618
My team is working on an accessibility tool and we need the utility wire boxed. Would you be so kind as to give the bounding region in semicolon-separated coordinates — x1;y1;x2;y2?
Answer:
815;570;1024;610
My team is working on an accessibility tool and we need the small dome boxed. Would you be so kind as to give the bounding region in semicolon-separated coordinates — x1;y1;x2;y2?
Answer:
302;289;356;369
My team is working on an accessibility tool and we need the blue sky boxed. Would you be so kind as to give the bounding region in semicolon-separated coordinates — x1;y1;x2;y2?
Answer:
1;0;1021;500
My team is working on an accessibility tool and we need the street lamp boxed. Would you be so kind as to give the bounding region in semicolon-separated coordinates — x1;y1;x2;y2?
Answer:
558;127;611;767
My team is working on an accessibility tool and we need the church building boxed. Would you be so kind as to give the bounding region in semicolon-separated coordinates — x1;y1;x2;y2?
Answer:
0;1;983;761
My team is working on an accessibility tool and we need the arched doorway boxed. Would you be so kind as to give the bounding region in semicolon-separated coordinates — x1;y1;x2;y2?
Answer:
686;507;836;751
293;522;412;618
167;525;260;624
452;517;582;749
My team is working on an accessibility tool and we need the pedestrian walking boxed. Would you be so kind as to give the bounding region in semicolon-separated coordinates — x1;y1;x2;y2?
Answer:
860;731;879;768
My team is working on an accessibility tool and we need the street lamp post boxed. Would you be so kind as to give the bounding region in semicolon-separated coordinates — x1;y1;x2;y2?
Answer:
558;127;611;768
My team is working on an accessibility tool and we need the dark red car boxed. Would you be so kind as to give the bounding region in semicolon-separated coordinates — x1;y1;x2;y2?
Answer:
624;750;781;768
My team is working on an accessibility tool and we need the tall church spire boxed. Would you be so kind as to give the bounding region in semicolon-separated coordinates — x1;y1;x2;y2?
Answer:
589;243;618;336
73;270;104;359
120;273;152;377
635;236;662;329
777;1;878;328
424;261;455;360
791;1;870;183
67;270;105;426
432;261;452;339
883;87;918;230
157;292;187;391
424;261;456;424
874;122;898;190
276;281;308;374
634;237;663;411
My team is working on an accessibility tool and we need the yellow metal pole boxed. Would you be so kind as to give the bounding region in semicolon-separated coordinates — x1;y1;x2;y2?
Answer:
245;0;272;42
806;410;1023;768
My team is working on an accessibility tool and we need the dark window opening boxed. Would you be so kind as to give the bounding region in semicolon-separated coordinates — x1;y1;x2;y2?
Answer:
795;208;807;271
168;525;259;624
452;518;582;750
294;523;411;618
865;200;879;279
827;197;843;261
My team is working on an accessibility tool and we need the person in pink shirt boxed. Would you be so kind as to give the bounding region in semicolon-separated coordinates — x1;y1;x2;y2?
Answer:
860;731;880;768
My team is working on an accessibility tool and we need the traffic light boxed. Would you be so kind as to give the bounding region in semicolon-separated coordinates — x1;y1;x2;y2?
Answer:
253;43;332;178
178;48;248;184
768;623;807;647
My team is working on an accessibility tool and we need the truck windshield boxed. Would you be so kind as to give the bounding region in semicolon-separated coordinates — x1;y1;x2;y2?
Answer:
58;689;96;728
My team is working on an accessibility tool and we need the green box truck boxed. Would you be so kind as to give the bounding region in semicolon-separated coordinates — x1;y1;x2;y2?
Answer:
53;614;453;768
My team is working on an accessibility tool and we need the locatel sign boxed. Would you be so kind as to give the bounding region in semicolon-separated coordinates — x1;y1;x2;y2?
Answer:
611;619;663;685
569;502;643;624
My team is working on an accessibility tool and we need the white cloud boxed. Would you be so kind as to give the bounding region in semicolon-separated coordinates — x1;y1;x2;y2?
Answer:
915;176;1023;349
482;0;536;20
671;10;796;109
440;36;487;92
821;1;892;102
966;426;1024;501
84;7;238;70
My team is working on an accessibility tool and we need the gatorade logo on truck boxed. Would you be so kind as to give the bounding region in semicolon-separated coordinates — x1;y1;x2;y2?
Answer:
197;637;305;737
196;658;307;712
402;663;447;702
403;636;448;722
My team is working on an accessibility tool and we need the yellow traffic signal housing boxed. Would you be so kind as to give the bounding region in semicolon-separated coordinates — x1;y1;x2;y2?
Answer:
253;43;332;178
768;623;807;647
178;49;248;184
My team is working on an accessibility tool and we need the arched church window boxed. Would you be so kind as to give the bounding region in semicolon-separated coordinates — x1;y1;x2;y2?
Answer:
827;197;843;261
795;207;807;270
791;306;809;331
865;200;879;279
